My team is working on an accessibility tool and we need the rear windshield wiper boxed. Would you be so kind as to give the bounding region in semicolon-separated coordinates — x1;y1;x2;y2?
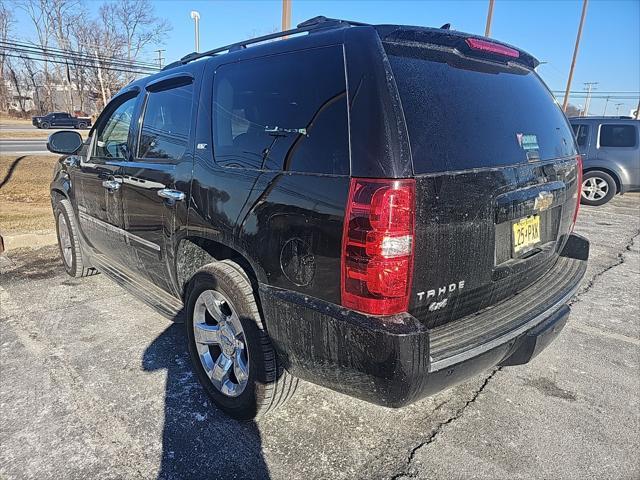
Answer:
260;126;309;169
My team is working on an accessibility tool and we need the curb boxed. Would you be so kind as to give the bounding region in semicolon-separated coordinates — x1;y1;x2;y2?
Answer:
0;232;57;252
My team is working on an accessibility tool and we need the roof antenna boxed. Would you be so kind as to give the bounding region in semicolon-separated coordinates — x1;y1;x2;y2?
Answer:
440;23;451;30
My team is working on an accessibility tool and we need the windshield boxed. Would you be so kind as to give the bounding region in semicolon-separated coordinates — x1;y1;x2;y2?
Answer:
384;42;577;174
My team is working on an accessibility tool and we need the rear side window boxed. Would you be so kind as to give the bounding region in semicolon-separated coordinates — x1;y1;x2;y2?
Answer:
384;42;576;173
212;45;349;174
139;83;194;160
572;124;589;147
599;124;637;148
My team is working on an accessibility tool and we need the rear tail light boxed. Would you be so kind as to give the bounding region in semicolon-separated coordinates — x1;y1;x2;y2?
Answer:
466;38;520;58
572;155;583;230
341;178;416;315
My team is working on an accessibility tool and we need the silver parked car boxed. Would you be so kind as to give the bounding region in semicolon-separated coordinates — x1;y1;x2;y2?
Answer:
569;117;640;206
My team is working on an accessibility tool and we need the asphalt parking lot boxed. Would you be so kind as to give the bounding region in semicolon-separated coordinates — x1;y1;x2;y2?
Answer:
1;194;638;480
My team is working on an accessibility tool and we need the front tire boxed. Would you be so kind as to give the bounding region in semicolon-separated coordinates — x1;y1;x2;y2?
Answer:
54;198;97;277
41;122;50;129
185;260;298;420
581;170;616;206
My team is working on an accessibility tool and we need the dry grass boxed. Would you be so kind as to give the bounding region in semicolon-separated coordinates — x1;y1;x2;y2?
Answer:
0;155;57;234
0;129;87;140
0;116;32;126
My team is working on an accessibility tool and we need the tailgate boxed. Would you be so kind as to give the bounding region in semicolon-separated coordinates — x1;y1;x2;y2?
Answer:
382;34;580;328
410;160;579;328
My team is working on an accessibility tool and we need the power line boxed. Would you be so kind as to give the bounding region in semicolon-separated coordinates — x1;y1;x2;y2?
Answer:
3;38;160;68
1;43;160;73
552;90;640;94
1;38;160;70
3;53;155;76
554;94;638;100
1;44;160;75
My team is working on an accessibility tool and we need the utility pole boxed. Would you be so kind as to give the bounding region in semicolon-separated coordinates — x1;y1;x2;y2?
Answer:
94;49;107;108
583;81;598;117
155;49;165;69
282;0;292;34
615;103;624;116
190;11;201;52
484;0;495;37
562;0;588;112
603;96;610;116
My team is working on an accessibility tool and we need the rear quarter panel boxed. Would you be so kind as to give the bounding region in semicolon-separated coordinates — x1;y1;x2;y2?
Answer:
238;173;349;305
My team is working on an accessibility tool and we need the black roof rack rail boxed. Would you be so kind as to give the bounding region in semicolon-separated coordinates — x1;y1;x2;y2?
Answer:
162;16;367;70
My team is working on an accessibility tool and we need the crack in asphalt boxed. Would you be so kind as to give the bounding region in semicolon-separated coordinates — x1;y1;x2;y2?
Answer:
388;230;639;480
389;367;501;480
569;230;639;306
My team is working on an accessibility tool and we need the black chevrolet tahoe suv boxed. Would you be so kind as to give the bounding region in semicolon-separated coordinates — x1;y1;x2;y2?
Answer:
47;17;589;420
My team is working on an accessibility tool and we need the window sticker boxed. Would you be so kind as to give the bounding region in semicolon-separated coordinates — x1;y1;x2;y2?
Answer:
516;133;540;161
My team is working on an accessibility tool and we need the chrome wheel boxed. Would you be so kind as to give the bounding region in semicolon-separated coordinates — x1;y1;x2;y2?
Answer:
57;213;73;267
582;176;609;201
193;289;249;397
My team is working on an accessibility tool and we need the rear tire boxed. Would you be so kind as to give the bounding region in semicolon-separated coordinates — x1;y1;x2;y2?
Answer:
185;260;298;420
581;170;616;206
78;122;87;129
53;198;98;277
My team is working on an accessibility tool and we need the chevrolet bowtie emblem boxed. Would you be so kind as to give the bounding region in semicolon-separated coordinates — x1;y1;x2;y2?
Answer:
534;191;554;211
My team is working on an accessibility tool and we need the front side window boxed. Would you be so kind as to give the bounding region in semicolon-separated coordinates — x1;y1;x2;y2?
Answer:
572;124;589;146
599;124;637;148
212;45;349;174
138;83;194;160
94;96;137;158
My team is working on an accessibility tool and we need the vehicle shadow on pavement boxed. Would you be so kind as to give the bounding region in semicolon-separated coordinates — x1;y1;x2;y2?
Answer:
143;322;271;480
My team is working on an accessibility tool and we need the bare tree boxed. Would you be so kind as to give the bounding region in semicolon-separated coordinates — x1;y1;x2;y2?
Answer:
0;0;15;111
114;0;170;83
14;0;55;112
48;0;81;112
5;0;169;114
21;53;44;112
565;104;582;117
6;60;27;113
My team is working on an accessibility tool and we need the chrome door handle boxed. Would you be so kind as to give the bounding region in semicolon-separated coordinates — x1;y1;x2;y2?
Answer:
102;179;121;191
157;189;185;202
63;157;79;168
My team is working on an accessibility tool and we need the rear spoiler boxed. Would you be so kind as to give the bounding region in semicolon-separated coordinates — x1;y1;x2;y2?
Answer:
375;25;539;70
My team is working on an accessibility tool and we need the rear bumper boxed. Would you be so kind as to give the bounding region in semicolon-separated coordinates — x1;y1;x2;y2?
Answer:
260;233;589;407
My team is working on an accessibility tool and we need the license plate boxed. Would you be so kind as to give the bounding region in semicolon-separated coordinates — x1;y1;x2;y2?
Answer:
512;215;541;253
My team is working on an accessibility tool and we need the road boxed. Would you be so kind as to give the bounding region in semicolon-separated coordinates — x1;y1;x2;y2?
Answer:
0;139;50;154
0;123;77;131
0;123;37;131
0;194;638;480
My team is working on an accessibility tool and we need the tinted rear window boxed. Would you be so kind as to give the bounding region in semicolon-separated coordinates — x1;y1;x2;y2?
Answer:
212;45;349;174
384;42;576;174
599;124;637;148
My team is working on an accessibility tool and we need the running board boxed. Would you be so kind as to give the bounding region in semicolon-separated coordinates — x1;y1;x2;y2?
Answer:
91;254;184;321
